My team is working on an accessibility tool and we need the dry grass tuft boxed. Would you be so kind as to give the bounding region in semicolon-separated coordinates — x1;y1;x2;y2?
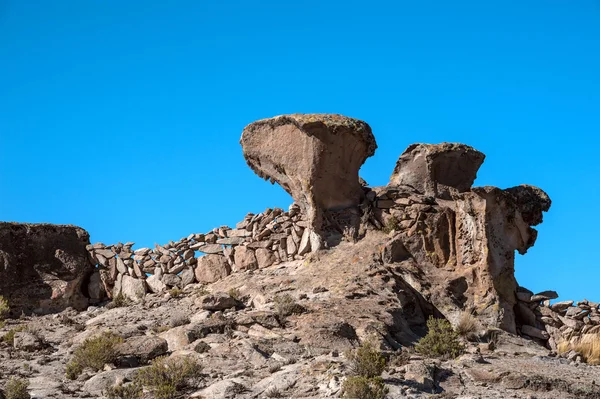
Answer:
456;312;479;340
558;334;600;365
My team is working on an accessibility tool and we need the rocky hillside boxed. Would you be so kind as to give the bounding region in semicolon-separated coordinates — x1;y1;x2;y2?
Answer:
0;114;598;399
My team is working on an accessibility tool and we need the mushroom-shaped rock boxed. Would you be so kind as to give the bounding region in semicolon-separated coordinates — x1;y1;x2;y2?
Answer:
390;143;485;199
241;114;377;241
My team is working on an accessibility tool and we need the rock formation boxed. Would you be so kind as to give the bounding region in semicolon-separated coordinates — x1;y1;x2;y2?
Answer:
0;223;93;314
241;114;377;246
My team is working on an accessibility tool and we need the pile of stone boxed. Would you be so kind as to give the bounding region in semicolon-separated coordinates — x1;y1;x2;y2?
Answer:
86;203;318;302
515;286;600;353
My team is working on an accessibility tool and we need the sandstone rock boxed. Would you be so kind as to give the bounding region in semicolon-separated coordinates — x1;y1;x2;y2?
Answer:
234;246;258;271
180;267;196;287
196;243;223;254
162;273;182;288
195;254;231;284
115;335;168;365
83;368;140;396
146;274;167;294
119;275;146;302
0;222;93;314
255;248;276;268
389;143;485;199
241;114;376;239
87;271;105;301
13;331;43;351
531;291;559;302
381;235;411;264
521;324;550;340
200;292;239;311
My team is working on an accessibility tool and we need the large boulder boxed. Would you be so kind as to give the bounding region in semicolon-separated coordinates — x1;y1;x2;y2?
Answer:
0;222;93;314
390;143;485;199
241;114;377;243
381;144;551;334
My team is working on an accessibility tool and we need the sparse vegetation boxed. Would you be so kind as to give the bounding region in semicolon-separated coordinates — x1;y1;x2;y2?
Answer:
107;292;132;309
415;316;464;359
273;294;301;322
105;383;142;399
168;287;183;298
456;311;479;340
135;356;202;399
0;296;9;320
381;217;399;234
66;331;123;379
346;340;386;378
342;340;388;399
264;386;283;398
342;376;388;399
3;377;30;399
558;335;600;365
228;287;241;301
2;325;27;346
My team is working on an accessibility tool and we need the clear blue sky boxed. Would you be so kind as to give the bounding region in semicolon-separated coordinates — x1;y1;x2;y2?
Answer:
1;1;599;301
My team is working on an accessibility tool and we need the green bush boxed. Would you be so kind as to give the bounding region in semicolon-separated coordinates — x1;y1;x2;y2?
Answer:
342;376;388;399
66;332;123;379
346;340;386;378
3;377;30;399
381;217;399;234
415;316;464;359
135;356;202;399
168;288;182;298
2;325;27;346
0;296;9;320
105;383;142;399
107;293;132;309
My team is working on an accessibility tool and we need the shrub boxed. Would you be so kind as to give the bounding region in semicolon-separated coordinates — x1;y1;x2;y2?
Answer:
273;294;301;322
0;296;9;320
264;386;283;398
3;377;30;399
105;383;142;399
415;316;464;359
342;376;388;399
228;287;241;301
135;356;202;399
168;288;182;298
2;325;27;346
456;312;479;340
381;217;399;234
66;331;123;379
345;340;386;379
558;334;600;365
107;293;131;309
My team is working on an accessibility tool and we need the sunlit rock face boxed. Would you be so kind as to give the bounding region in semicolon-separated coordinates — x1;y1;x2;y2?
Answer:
241;114;377;246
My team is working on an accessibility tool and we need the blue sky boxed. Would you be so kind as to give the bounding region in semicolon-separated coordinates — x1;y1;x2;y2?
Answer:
1;1;599;301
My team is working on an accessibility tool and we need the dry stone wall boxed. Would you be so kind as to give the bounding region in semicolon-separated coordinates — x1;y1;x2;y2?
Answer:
86;203;321;302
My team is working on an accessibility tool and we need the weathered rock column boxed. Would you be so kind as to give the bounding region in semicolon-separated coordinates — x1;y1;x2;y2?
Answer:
241;114;377;249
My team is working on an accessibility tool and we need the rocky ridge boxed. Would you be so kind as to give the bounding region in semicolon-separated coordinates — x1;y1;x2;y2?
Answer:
0;114;598;399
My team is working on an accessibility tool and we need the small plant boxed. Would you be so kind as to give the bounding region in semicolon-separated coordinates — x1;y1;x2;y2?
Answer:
168;287;182;298
3;377;30;399
381;217;399;234
456;311;479;340
273;294;301;322
0;296;9;320
152;325;171;334
105;383;142;399
66;331;123;379
2;325;27;346
558;334;600;365
228;287;241;301
415;316;464;359
106;292;132;309
194;286;209;296
345;340;386;378
135;356;202;399
342;376;388;399
264;386;283;398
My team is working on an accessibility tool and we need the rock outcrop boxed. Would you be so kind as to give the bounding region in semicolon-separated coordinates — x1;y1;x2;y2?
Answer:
389;143;485;199
241;114;377;245
0;223;93;314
